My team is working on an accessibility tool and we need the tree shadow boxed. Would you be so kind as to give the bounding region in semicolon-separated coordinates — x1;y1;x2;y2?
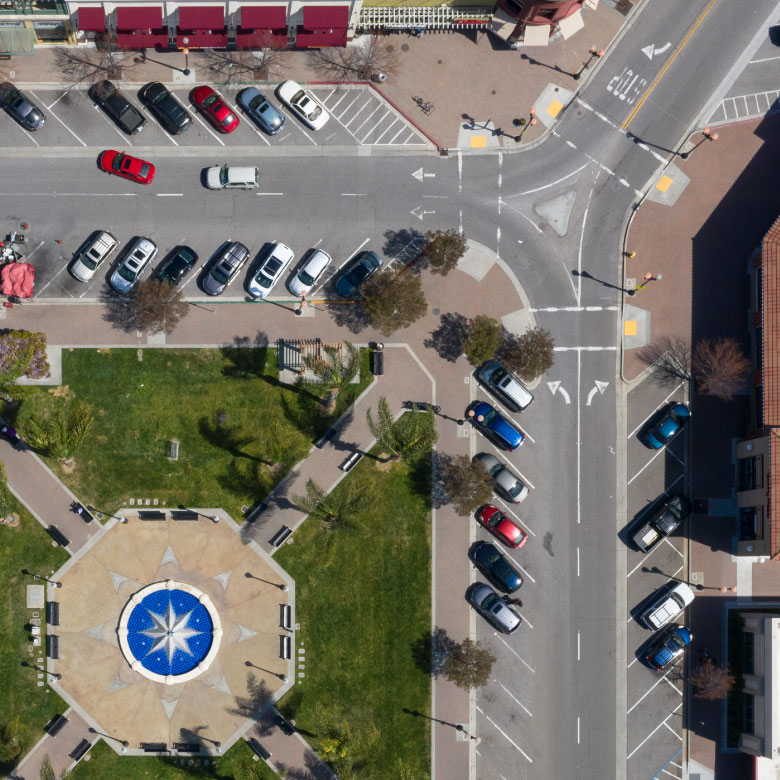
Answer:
326;299;372;334
226;672;274;720
198;416;269;463
382;227;425;263
424;312;467;363
99;285;135;333
219;333;269;378
431;451;453;509
411;626;456;678
407;450;432;501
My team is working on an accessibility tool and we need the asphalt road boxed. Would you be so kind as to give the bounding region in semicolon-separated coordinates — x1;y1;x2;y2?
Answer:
1;0;778;778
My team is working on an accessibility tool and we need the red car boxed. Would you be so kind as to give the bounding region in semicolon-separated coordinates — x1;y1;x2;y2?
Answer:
98;150;155;185
192;85;239;133
477;505;528;549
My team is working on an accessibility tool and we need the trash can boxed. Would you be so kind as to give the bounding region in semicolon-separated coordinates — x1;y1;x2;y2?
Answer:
372;72;387;83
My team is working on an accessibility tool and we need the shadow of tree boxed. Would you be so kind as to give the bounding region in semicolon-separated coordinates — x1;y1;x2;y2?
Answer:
411;626;456;678
227;673;274;720
382;227;425;264
99;285;135;333
326;299;372;334
198;416;269;463
407;450;432;501
219;333;269;378
424;312;467;363
431;451;452;509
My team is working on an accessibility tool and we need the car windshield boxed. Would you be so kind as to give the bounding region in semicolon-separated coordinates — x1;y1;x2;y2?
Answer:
291;89;306;105
482;593;500;611
221;112;236;127
249;95;265;111
139;164;151;178
211;266;230;285
202;94;217;109
298;269;316;286
481;409;498;426
178;248;196;264
491;366;507;383
118;264;138;283
111;155;125;172
507;480;523;497
349;264;371;284
669;633;687;649
81;250;100;270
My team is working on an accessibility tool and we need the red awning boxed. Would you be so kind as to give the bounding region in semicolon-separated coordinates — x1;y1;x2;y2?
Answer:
303;5;349;29
178;5;225;30
296;27;347;47
240;6;287;29
117;31;169;48
175;31;228;47
116;6;163;31
76;6;105;31
235;30;287;48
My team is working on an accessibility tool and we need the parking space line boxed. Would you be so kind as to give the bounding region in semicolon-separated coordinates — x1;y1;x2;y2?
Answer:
35;262;70;295
46;90;68;110
662;537;684;559
494;634;535;672
627;668;673;714
476;706;533;763
492;446;536;489
336;94;361;120
374;118;399;144
242;119;271;146
510;557;535;583
626;704;682;760
321;88;336;103
277;107;317;145
403;130;420;144
41;102;87;146
359;110;391;143
661;768;681;779
187;106;225;145
664;473;684;492
26;240;45;260
388;125;408;144
344;98;372;128
515;609;533;628
333;238;371;275
664;677;683;696
627;447;667;486
627;382;685;439
353;104;383;135
494;680;533;717
326;91;348;112
139;107;178;146
667;447;684;466
92;104;133;145
493;497;536;537
4;115;39;146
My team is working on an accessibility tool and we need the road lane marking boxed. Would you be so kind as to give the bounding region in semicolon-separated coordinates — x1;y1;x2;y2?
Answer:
577;716;580;744
494;680;533;717
333;237;371;274
577;546;580;577
626;382;685;439
575;188;593;306
627;668;674;714
341;193;368;197
627;704;682;759
576;348;581;523
256;192;284;196
476;705;533;763
156;193;183;197
622;0;719;128
577;631;580;660
554;346;617;351
530;305;619;312
507;162;590;197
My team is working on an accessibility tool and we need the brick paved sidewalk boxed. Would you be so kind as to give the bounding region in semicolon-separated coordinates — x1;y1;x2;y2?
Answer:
4;3;622;150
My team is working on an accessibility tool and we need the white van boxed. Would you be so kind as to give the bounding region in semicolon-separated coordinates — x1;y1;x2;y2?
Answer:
205;165;259;190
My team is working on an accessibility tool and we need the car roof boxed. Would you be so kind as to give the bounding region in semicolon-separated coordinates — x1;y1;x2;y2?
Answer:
489;416;523;447
303;250;330;274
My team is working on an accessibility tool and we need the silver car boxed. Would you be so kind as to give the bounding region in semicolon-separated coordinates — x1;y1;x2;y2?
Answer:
70;230;118;282
202;241;250;296
468;583;521;634
473;453;528;503
109;237;157;293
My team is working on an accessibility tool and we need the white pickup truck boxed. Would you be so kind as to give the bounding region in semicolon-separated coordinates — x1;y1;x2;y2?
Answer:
640;582;695;630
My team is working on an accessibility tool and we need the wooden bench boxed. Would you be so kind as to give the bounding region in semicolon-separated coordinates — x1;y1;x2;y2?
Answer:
69;739;91;761
139;510;166;521
47;526;69;547
246;737;271;759
269;526;292;547
46;714;69;736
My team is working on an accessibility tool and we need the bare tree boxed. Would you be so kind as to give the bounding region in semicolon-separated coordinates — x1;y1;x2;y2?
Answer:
53;34;138;88
692;337;750;400
308;35;399;81
689;658;735;700
234;32;288;80
637;335;691;386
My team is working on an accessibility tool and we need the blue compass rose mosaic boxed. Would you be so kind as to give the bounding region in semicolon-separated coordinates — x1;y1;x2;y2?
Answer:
126;588;214;677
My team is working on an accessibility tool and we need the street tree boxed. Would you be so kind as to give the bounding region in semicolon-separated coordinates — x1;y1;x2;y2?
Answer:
53;35;138;88
442;637;496;689
637;335;691;386
303;342;360;413
308;35;399;81
361;269;427;336
442;455;494;516
689;658;735;700
127;279;190;336
462;315;501;366
692;337;750;400
366;395;438;462
195;47;286;83
293;477;374;533
39;755;55;780
0;717;21;764
22;402;93;461
423;229;468;276
500;327;555;382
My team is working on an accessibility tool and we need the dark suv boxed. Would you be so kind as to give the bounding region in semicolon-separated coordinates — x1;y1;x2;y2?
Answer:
139;82;192;134
157;246;198;285
89;80;145;135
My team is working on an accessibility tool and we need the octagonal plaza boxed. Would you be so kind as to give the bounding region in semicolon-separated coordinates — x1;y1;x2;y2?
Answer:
49;510;295;754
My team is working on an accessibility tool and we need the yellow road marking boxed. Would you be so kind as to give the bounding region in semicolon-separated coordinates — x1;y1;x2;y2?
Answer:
656;174;673;192
624;320;637;336
622;0;719;129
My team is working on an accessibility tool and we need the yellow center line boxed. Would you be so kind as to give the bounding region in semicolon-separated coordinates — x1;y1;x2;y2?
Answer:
622;0;719;129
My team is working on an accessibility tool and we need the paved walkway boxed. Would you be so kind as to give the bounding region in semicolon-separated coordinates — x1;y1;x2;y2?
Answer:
7;241;529;779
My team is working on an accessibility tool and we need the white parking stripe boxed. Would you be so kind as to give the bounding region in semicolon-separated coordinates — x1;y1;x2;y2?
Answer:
627;382;685;439
476;706;533;763
344;98;372;128
242;118;271;146
494;680;533;717
333;238;371;275
374;118;399;144
40;101;87;146
336;94;361;120
359;110;391;143
627;704;682;760
138;106;178;146
627;668;673;715
662;537;684;559
277;107;317;145
321;88;336;103
492;446;536;489
35;262;70;295
92;104;134;145
493;636;535;674
353;104;383;135
187;106;225;145
326;91;348;112
46;90;68;110
500;547;535;582
4;114;40;146
388;125;408;144
627;447;667;486
402;130;419;144
493;497;536;537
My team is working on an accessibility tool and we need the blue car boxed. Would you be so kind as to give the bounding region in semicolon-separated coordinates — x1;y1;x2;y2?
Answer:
467;401;525;451
335;251;383;297
643;403;690;449
471;541;522;593
237;87;285;135
644;624;692;670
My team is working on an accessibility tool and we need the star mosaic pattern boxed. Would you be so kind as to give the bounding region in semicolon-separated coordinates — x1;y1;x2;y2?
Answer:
126;589;214;676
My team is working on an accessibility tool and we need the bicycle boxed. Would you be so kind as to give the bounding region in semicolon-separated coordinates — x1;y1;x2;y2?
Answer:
412;96;435;116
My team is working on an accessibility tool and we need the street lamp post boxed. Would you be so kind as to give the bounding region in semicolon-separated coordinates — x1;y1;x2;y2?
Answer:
178;505;219;523
22;661;61;680
573;45;604;80
88;727;129;750
680;127;718;160
86;505;127;523
514;107;536;142
643;566;736;592
182;39;191;76
21;569;62;588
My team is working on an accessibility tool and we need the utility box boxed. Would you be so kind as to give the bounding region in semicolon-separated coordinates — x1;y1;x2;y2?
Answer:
168;439;179;461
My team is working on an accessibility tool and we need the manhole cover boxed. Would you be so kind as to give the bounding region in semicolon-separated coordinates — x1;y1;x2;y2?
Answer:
401;43;409;52
575;109;585;118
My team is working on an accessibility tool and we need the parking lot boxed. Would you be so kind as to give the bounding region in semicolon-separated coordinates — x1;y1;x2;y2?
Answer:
2;83;430;150
625;372;689;780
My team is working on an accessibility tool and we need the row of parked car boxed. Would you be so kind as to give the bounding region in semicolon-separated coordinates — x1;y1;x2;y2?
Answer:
0;78;329;137
70;230;385;299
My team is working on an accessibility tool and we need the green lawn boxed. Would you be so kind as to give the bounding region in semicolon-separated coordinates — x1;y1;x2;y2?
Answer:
0;501;69;775
275;449;432;780
68;738;278;780
9;347;371;520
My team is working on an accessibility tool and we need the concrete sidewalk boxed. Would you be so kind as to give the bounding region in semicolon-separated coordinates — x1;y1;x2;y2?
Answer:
3;3;623;151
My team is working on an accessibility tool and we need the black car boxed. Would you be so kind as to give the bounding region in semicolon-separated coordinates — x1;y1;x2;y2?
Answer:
471;541;522;593
156;246;198;285
89;80;145;135
0;82;45;130
335;251;383;297
628;493;692;552
139;82;192;135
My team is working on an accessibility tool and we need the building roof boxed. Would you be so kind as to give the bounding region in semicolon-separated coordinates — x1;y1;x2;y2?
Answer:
763;216;780;428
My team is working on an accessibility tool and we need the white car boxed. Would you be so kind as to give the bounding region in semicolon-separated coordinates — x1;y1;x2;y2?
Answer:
110;237;157;293
640;581;695;630
276;80;329;131
247;243;294;299
70;230;118;282
288;249;332;297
